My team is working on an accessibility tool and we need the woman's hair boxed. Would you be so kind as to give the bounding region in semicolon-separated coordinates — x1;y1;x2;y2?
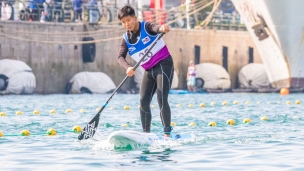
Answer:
118;5;135;20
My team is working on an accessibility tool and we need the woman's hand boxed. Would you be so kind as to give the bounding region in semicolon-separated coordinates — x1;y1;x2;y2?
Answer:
159;24;170;33
126;67;135;77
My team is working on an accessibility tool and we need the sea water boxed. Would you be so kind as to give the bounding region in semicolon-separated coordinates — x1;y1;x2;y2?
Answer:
0;93;304;170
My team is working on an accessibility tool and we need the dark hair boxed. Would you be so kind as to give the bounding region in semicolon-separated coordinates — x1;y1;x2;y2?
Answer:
118;5;135;20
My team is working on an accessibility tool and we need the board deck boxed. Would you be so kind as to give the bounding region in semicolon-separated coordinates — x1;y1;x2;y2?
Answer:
107;131;194;145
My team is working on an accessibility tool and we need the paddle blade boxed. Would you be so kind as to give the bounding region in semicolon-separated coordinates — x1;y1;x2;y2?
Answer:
78;113;100;140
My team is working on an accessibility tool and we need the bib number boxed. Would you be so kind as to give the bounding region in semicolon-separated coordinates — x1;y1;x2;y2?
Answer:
139;48;153;63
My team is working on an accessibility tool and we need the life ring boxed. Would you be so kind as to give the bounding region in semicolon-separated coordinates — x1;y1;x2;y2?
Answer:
82;37;96;63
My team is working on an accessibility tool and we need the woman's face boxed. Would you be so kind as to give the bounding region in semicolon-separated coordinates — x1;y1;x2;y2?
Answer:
120;15;138;32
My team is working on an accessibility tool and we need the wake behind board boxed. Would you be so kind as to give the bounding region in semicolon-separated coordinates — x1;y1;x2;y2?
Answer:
107;131;194;148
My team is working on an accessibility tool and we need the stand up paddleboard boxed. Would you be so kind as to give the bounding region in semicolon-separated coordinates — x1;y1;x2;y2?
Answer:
107;131;194;147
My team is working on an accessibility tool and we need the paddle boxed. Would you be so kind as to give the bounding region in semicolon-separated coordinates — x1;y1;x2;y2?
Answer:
78;33;165;140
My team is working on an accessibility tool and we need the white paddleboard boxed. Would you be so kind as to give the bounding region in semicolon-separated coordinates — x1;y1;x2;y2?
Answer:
107;131;194;146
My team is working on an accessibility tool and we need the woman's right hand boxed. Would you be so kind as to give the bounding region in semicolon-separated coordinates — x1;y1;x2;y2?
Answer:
126;67;135;77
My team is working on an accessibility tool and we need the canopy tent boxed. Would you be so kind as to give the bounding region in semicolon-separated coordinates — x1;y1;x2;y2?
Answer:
0;59;36;94
67;72;116;94
238;63;270;88
195;63;231;89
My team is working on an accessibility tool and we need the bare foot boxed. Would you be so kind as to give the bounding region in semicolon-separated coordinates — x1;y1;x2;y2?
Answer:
164;134;170;138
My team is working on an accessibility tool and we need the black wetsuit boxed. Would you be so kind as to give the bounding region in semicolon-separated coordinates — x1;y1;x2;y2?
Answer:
118;22;173;134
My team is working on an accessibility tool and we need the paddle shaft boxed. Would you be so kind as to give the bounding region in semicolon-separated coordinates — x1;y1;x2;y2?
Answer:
78;33;164;140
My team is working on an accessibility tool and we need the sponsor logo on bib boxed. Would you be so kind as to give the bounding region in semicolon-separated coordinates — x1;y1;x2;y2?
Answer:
142;36;151;44
129;46;136;52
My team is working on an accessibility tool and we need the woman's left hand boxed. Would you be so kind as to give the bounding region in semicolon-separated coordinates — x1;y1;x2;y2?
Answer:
159;24;170;33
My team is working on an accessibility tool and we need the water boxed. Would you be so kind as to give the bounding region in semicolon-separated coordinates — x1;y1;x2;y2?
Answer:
1;93;304;170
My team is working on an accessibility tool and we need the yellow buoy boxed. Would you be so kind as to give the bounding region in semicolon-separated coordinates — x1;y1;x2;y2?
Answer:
170;122;176;127
210;102;216;106
208;121;216;127
138;105;141;108
243;118;251;123
65;109;72;113
245;101;250;105
280;88;289;95
20;130;30;136
80;109;86;113
293;116;299;119
176;104;181;108
295;100;301;105
0;131;3;137
0;112;6;116
200;103;205;107
188;104;194;108
47;128;57;136
32;110;39;115
16;111;23;115
49;109;56;114
260;116;268;121
222;101;228;106
256;102;260;104
189;122;196;127
109;107;114;110
286;101;291;105
124;106;130;110
121;123;128;127
151;105;156;108
233;101;238;105
72;125;82;133
226;119;235;125
96;108;101;111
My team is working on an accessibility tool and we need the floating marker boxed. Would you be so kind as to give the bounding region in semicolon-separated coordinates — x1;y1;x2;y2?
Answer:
222;101;228;106
256;102;260;104
65;109;72;113
47;128;57;136
243;118;251;123
295;100;300;105
210;102;216;106
260;116;268;121
280;88;289;95
72;125;82;133
245;101;250;105
176;104;181;108
121;123;128;127
188;104;194;108
233;101;238;105
20;130;30;136
138;105;141;108
16;111;23;115
226;119;235;125
170;122;176;127
96;108;101;111
189;122;196;127
0;112;6;116
0;131;3;137
109;107;114;110
32;110;39;115
200;103;205;107
208;121;216;127
49;109;56;114
151;105;156;108
286;101;291;105
124;106;130;110
80;109;86;113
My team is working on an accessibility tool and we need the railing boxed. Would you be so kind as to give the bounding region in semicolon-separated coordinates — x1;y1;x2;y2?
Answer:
0;0;245;31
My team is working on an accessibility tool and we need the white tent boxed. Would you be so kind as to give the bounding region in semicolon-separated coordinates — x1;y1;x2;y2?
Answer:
68;72;116;94
196;63;231;89
238;63;270;88
134;67;179;89
0;59;36;94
